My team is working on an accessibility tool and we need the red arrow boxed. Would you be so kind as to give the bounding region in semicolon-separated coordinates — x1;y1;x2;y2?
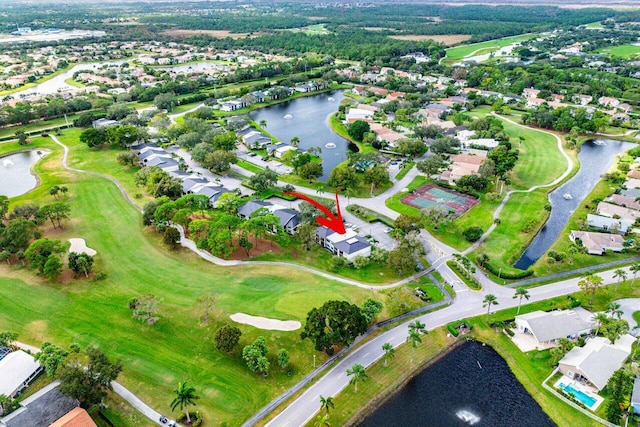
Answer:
283;191;346;235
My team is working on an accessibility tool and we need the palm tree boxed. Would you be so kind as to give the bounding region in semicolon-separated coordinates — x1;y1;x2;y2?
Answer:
629;263;640;283
512;287;530;315
607;302;623;320
291;136;300;147
578;273;604;307
406;330;422;364
482;294;499;322
316;184;325;195
259;119;267;128
613;268;628;291
170;381;200;423
382;342;395;367
408;320;427;335
346;364;368;392
319;395;334;416
344;187;354;206
593;312;608;336
314;414;331;427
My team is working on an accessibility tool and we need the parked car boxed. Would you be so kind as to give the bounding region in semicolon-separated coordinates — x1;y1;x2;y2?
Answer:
159;415;168;424
248;152;257;157
261;156;269;161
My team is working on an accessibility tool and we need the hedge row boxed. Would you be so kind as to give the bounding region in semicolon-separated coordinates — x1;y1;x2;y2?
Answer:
447;260;481;290
484;261;533;280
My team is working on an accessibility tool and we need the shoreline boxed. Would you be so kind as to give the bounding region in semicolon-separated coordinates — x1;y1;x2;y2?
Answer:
345;336;467;426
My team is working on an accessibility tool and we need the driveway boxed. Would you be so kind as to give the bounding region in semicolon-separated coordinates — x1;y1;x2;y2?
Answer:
613;298;640;335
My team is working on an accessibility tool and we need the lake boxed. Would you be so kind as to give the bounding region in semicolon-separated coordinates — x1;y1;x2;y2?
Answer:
360;341;555;427
514;139;635;270
0;150;43;198
249;91;351;180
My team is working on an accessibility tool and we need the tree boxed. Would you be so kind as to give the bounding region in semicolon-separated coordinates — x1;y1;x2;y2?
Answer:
406;330;422;364
417;155;445;176
163;226;181;250
129;294;160;325
37;202;71;229
277;348;290;370
328;167;359;191
191;143;216;164
456;175;488;192
25;238;64;273
482;294;499;322
291;136;300;147
34;342;69;377
613;268;627;291
630;263;640;287
319;395;334;416
393;214;421;235
600;318;629;343
462;226;484;242
606;302;623;320
605;369;632;424
298;162;323;180
346;363;368;392
314;414;331;427
296;223;317;251
0;394;18;416
396;138;427;158
79;127;107;147
382;342;395;367
212;131;238;151
214;325;242;353
363;165;389;193
578;273;604;307
347;120;370;141
43;254;63;281
68;252;94;278
360;298;383;324
0;250;10;265
301;300;368;355
593;312;608;336
57;346;122;408
171;381;200;423
0;331;18;347
249;168;278;192
242;336;270;375
512;287;530;315
154;92;176;112
0;195;8;220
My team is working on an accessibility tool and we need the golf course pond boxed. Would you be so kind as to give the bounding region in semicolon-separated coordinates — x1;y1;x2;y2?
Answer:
0;150;44;198
360;341;555;427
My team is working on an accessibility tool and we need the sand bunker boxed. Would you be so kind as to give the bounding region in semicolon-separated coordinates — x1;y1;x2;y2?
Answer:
68;238;97;256
230;313;301;331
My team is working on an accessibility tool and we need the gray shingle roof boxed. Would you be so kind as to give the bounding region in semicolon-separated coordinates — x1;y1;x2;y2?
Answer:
516;310;592;343
273;209;300;229
333;235;370;254
238;200;272;218
0;382;78;427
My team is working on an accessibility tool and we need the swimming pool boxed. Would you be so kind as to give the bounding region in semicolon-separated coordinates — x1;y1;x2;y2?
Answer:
559;383;597;408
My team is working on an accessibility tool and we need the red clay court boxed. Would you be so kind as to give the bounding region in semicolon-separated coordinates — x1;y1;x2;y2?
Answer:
401;184;478;217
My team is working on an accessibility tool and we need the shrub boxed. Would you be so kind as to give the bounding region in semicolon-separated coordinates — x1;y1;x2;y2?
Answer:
94;272;107;281
462;226;484;242
483;262;533;279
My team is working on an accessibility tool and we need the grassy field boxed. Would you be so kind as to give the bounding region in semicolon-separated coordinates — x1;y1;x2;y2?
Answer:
0;135;382;425
597;43;640;58
443;34;536;63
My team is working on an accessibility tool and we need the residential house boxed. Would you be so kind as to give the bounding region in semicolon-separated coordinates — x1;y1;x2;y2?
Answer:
598;96;620;108
193;184;233;207
526;98;546;109
523;88;541;99
92;118;119;128
49;407;97;427
569;230;624;255
596;201;640;223
617;103;632;114
440;153;486;184
605;194;640;211
295;83;314;93
238;200;272;219
628;169;640;180
0;382;79;427
622;188;640;200
515;309;593;349
558;334;635;391
626;178;640;189
273;145;297;159
220;99;245;112
272;208;300;235
587;214;632;234
316;226;371;262
0;351;43;398
573;94;593;106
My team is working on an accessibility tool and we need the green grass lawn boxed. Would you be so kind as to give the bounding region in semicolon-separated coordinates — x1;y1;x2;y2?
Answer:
443;34;537;63
0;136;381;425
597;44;640;58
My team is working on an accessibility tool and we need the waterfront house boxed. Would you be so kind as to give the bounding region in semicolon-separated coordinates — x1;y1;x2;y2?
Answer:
586;214;632;234
569;231;624;255
558;334;635;391
515;309;592;348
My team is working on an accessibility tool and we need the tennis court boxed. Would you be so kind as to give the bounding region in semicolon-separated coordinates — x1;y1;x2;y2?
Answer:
401;184;478;217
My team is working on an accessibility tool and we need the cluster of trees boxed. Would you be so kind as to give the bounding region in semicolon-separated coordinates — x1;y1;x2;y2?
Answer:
300;298;383;355
135;166;183;199
80;124;146;148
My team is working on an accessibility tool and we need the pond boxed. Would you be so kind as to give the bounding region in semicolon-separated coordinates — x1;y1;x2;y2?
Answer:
514;139;635;270
0;150;43;198
249;90;351;180
360;341;555;427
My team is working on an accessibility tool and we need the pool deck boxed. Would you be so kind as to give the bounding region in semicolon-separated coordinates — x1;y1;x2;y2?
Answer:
553;376;604;411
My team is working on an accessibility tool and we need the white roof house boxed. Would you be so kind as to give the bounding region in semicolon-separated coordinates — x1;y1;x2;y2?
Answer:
587;214;632;234
0;351;43;398
569;230;624;255
515;310;593;347
558;334;635;391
